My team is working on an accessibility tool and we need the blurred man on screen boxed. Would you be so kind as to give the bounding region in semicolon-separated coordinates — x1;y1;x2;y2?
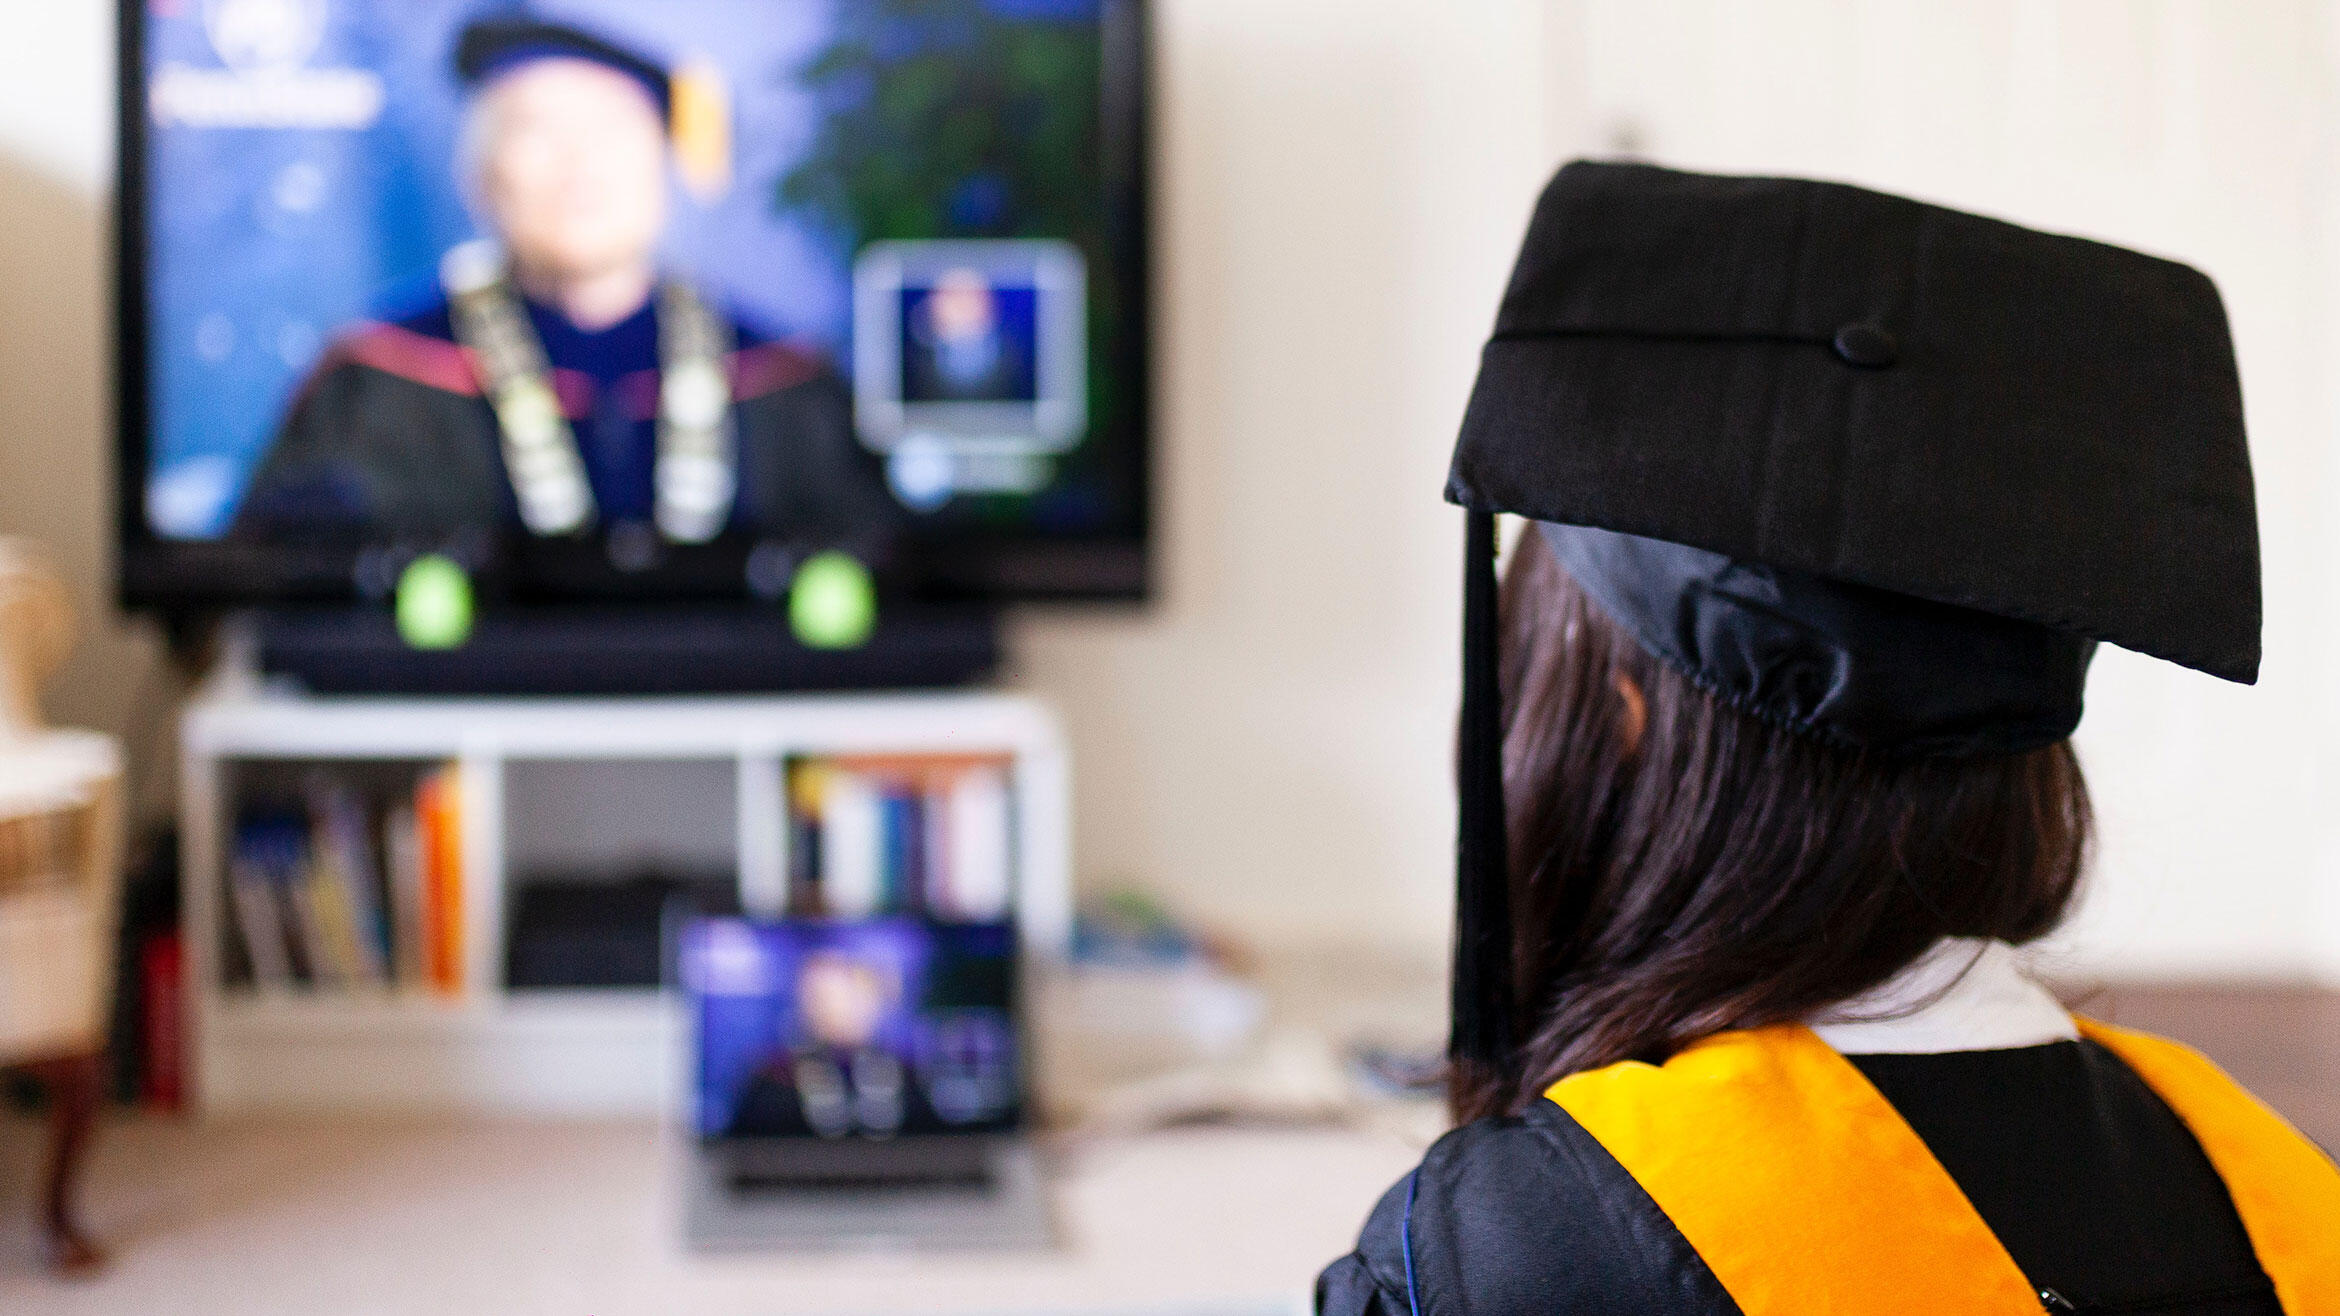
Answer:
233;18;900;550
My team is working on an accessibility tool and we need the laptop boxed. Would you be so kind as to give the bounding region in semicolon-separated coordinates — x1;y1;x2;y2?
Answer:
678;915;1052;1248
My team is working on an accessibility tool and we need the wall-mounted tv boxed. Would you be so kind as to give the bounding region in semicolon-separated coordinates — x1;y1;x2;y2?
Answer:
116;0;1150;614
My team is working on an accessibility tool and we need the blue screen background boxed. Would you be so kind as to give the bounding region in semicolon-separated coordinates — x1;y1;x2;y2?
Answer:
142;0;1100;538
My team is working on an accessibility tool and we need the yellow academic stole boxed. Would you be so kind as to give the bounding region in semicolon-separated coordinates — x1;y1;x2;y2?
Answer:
1545;1020;2340;1314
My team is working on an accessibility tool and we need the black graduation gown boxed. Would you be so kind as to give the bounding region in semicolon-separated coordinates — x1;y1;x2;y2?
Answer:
231;296;904;544
1318;1039;2291;1315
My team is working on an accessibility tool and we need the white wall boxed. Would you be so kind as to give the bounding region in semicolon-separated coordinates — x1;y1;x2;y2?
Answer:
1008;0;1554;950
0;0;2332;978
0;0;171;797
1542;0;2340;979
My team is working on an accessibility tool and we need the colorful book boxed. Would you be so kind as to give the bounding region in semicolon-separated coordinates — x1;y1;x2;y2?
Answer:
416;767;465;996
943;766;1013;922
922;779;956;913
819;770;884;918
784;754;1015;922
282;856;334;988
787;761;829;910
139;930;184;1111
881;785;923;912
226;818;296;991
305;781;387;988
384;800;425;990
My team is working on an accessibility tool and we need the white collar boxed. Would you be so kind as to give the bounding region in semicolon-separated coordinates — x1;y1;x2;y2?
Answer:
1806;938;2077;1055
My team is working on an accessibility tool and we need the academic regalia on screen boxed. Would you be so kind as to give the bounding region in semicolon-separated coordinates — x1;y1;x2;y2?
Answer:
231;297;903;542
724;1044;946;1141
230;15;904;546
1319;161;2340;1315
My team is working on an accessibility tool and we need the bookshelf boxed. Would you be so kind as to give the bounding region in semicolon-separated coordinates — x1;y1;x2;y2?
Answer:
178;681;1070;1116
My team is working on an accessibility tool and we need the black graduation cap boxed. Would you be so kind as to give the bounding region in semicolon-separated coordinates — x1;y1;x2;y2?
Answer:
454;16;673;122
1444;160;2260;1080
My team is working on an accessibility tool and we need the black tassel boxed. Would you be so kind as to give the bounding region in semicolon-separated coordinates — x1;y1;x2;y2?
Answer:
1450;508;1516;1080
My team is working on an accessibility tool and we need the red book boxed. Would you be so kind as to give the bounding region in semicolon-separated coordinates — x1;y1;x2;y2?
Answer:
140;931;184;1112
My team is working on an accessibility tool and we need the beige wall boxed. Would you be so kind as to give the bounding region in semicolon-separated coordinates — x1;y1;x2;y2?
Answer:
0;0;175;826
1029;0;2340;974
2;0;2333;976
1546;0;2340;978
1008;0;1554;952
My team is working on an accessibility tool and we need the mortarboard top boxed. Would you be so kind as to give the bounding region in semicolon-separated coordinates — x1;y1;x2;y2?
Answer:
1452;160;2260;684
1443;160;2260;1084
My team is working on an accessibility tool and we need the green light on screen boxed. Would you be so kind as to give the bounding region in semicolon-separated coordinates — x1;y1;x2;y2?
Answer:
396;554;474;651
790;550;877;650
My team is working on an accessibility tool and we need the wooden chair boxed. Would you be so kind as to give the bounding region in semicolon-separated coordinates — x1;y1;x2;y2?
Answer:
0;542;124;1274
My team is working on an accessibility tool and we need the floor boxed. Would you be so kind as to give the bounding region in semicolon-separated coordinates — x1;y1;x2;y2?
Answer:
1;983;2331;1313
0;1117;1416;1316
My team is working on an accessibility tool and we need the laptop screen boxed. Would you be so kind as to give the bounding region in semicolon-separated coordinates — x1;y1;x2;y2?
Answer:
683;917;1019;1141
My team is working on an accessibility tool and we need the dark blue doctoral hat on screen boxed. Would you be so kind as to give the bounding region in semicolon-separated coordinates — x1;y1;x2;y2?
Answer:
454;15;672;122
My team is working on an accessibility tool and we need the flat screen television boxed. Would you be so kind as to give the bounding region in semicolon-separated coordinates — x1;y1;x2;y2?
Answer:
115;0;1150;616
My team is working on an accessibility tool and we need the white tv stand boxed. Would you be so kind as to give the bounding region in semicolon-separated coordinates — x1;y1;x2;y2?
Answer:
178;673;1070;1116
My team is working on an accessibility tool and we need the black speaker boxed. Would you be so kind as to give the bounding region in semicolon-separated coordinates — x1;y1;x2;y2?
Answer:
254;604;1000;696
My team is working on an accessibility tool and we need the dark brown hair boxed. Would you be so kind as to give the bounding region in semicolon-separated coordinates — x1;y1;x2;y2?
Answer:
1451;536;2094;1123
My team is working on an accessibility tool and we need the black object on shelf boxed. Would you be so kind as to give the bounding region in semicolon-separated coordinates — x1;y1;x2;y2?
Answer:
254;604;1000;697
505;872;739;991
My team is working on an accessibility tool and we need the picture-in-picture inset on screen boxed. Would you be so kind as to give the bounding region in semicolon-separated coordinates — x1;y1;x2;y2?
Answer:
853;239;1088;512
